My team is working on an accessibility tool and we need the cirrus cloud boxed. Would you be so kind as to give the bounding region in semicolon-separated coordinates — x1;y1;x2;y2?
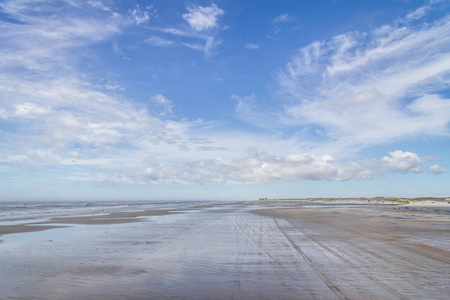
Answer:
244;5;450;155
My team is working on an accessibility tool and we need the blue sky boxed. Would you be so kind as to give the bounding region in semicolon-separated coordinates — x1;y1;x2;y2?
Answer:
0;0;449;201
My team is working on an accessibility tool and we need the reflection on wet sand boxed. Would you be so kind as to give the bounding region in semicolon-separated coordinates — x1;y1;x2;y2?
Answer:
0;209;178;235
0;201;448;299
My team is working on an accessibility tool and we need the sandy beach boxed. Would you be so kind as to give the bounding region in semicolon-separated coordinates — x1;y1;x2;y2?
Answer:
0;200;449;299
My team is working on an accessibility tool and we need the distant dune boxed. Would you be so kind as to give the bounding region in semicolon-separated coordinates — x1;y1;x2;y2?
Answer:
259;197;450;206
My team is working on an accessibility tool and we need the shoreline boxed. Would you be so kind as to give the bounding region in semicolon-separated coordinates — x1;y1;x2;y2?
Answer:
0;209;178;236
259;197;450;206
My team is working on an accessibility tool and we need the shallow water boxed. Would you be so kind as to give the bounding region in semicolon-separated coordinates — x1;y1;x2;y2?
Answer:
0;200;214;223
0;201;449;299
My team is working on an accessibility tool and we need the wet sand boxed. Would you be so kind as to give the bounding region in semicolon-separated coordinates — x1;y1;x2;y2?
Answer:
0;210;177;235
0;201;448;299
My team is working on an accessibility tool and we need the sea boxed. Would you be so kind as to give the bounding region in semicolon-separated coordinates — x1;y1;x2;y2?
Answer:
0;200;213;223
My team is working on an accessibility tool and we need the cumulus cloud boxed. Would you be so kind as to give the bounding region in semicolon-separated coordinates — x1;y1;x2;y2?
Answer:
379;150;430;173
428;164;446;174
116;149;438;185
133;150;372;185
182;4;224;32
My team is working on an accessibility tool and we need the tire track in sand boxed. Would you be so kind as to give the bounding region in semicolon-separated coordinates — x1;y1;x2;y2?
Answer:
278;217;408;300
273;218;348;300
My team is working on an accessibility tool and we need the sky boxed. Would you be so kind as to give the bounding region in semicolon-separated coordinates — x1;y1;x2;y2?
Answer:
0;0;449;201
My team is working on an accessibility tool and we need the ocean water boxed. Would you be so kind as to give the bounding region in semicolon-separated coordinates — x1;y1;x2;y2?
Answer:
0;200;212;223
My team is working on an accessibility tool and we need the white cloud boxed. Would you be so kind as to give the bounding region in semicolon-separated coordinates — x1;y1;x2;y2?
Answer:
14;102;50;116
152;94;174;115
145;36;173;47
112;41;123;55
182;4;224;32
234;94;281;129
0;108;6;119
379;150;428;173
182;42;204;52
273;14;295;24
150;5;224;56
270;13;297;35
0;1;211;171
245;43;260;50
0;1;446;188
159;28;187;36
406;5;430;21
87;1;111;11
0;77;219;168
130;4;154;25
0;1;121;73
105;149;439;185
428;164;446;174
269;7;450;152
181;36;220;57
134;151;373;185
